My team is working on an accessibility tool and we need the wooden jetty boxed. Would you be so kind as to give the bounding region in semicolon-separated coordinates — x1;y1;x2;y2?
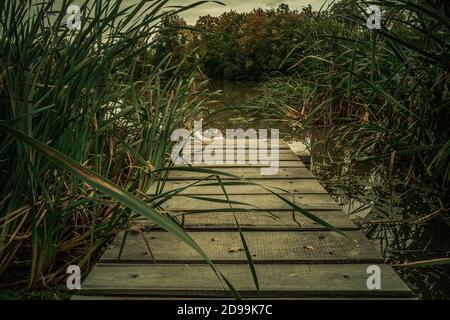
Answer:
73;139;414;299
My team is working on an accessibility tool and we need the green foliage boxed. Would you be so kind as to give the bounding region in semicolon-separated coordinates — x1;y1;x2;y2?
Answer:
254;0;449;208
151;14;190;68
156;4;312;80
0;0;214;289
252;1;450;298
148;0;450;299
0;0;336;294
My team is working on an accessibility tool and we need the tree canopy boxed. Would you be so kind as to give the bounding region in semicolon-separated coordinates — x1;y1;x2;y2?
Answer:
152;4;314;80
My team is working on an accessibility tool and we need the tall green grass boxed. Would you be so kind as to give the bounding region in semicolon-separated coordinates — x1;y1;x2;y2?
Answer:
0;0;340;294
255;0;449;209
251;0;449;297
0;0;219;289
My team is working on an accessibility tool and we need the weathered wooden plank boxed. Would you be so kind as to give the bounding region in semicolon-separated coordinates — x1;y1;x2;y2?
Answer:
185;140;290;149
100;231;382;263
136;211;357;231
160;194;340;211
75;137;414;300
148;179;328;195
212;139;290;149
71;295;416;300
189;152;300;159
79;264;414;298
167;167;315;180
175;161;305;168
192;148;295;154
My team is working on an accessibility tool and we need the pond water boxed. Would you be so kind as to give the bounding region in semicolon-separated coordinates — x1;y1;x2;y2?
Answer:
203;80;450;300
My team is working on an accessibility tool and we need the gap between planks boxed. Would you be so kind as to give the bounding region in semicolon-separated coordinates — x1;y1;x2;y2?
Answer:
75;139;414;299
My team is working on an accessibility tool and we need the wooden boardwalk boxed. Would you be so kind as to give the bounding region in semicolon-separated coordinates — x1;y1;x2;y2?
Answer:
73;140;413;299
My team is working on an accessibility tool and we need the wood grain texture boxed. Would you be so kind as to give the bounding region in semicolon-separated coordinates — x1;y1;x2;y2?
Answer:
100;231;383;263
72;295;416;300
189;152;300;159
148;179;328;195
75;139;413;299
175;161;305;168
136;211;357;231
199;139;290;149
167;167;315;180
160;194;341;211
79;264;414;298
191;149;296;154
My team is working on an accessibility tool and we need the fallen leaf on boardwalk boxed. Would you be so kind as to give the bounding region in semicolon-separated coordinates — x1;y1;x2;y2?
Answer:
129;223;145;233
228;246;244;253
303;245;315;250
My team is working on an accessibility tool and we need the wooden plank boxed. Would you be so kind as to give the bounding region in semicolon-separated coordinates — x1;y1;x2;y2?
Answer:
148;179;328;195
192;149;296;154
175;161;305;168
161;194;340;211
100;231;382;263
190;152;300;159
76;138;414;300
167;167;315;180
212;139;290;149
186;140;290;149
70;295;418;301
79;264;414;298
135;211;357;231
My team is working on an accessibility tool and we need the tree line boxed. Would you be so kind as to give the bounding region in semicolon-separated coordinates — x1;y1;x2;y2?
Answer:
151;4;315;80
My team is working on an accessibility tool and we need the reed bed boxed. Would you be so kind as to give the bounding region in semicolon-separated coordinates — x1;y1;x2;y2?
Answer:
254;0;449;213
0;0;220;289
252;0;449;298
0;0;338;296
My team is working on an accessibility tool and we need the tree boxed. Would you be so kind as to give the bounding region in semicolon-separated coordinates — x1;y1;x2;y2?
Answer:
238;9;271;78
152;13;189;67
182;5;315;80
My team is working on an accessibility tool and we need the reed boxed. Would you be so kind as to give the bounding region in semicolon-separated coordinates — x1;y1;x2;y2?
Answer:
254;0;449;211
0;0;220;289
0;0;338;294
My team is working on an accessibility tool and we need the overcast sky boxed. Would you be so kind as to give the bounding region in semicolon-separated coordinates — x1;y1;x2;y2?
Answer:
159;0;330;24
51;1;331;25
